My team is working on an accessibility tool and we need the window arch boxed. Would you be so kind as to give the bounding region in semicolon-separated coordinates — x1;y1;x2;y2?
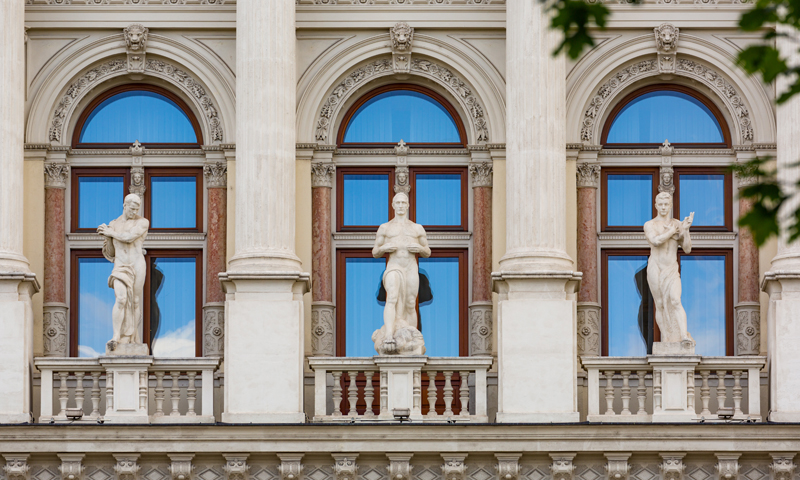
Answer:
601;85;731;148
72;84;203;148
337;84;467;148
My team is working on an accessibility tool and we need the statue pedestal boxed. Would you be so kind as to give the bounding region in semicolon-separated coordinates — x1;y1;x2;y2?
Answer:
374;356;428;421
647;352;701;423
98;356;153;424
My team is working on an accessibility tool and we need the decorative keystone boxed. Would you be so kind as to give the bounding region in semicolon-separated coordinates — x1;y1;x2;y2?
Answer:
387;454;413;480
113;455;141;480
495;454;521;480
332;455;358;480
168;455;195;480
58;454;86;480
441;455;467;480
550;454;576;480
223;455;250;480
278;454;304;480
605;454;631;480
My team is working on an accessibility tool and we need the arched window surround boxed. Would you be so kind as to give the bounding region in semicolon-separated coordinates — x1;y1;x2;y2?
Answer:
71;84;204;149
600;84;732;149
336;84;468;148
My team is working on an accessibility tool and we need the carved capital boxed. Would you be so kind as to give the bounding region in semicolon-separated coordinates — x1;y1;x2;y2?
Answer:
577;302;601;357
604;454;631;480
332;455;358;480
390;22;414;74
311;303;335;356
769;455;796;480
659;455;685;480
395;166;411;194
44;163;70;189
168;455;195;480
123;24;148;73
659;166;675;195
113;455;141;480
130;166;146;197
203;304;224;357
441;455;468;480
469;303;492;356
736;167;758;189
278;455;304;480
204;162;228;189
3;455;31;480
735;303;760;355
310;163;335;188
469;162;493;188
222;455;249;480
576;163;600;189
387;454;413;480
43;303;69;357
58;454;86;480
654;24;679;73
494;454;521;480
714;455;740;480
550;455;576;480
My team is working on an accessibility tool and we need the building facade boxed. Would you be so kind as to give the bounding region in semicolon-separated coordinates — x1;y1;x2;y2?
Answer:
2;1;800;480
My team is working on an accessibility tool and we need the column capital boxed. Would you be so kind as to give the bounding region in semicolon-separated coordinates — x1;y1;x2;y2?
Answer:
311;162;335;188
204;162;228;189
576;163;600;189
736;167;758;189
469;162;493;188
44;163;69;189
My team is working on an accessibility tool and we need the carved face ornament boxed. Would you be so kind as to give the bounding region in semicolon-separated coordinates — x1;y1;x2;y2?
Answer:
124;24;148;51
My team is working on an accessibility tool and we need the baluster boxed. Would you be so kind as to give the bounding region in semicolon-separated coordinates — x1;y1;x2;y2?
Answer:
170;371;181;416
186;371;198;417
620;371;631;415
732;370;743;417
412;370;422;416
90;371;101;417
74;371;86;414
635;370;647;415
154;371;166;417
364;372;375;418
139;371;148;412
380;370;389;416
687;371;695;413
426;371;438;417
105;371;114;413
653;370;662;412
716;370;727;413
443;371;454;416
459;371;470;417
58;371;69;417
347;370;359;416
603;371;615;415
699;370;711;416
332;371;343;417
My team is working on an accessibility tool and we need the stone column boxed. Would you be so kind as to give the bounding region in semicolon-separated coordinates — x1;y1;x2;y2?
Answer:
203;162;227;358
576;163;600;357
469;162;493;356
735;171;760;356
43;163;69;357
493;0;580;423
310;162;335;357
0;0;39;424
219;0;309;423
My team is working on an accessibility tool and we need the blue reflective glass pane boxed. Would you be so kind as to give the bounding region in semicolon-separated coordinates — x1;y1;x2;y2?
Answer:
150;176;197;228
679;174;725;227
345;257;386;356
415;174;462;227
78;258;115;358
607;256;650;357
607;174;653;227
607;91;725;144
79;91;197;144
343;174;389;226
150;257;197;357
419;257;460;357
79;176;124;229
681;255;726;356
343;91;461;144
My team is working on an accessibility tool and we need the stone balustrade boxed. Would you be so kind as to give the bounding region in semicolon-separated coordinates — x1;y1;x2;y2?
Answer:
308;356;492;423
581;356;766;422
35;357;219;424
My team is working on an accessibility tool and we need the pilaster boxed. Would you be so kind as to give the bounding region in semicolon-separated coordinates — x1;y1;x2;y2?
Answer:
576;162;601;357
469;159;493;356
203;161;228;358
311;159;335;357
43;161;69;357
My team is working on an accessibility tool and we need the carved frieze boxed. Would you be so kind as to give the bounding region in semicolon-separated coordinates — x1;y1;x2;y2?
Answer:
58;454;86;480
3;455;31;480
123;24;148;73
113;455;141;480
204;162;228;189
577;303;601;356
43;305;69;357
44;163;70;189
390;22;414;73
469;162;493;188
576;163;600;189
203;305;224;357
769;456;795;480
311;303;335;356
654;23;679;73
310;163;335;188
222;455;249;480
332;455;358;480
659;455;685;480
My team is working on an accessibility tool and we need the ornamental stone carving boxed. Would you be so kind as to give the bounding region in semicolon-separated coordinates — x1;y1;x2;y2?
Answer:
310;163;335;188
390;22;414;73
604;454;631;480
130;167;146;197
113;455;141;480
441;456;467;480
494;454;520;480
735;305;760;355
43;306;69;357
278;455;304;480
222;455;249;480
550;455;576;480
714;455;740;480
387;455;413;480
659;167;675;194
769;456;795;480
469;162;493;188
311;304;335;356
394;166;411;194
3;456;30;480
736;167;758;189
659;456;685;480
469;304;493;356
203;305;224;357
123;23;148;73
654;23;679;73
58;454;86;480
168;455;194;480
576;163;600;189
204;162;228;189
576;303;601;356
395;139;409;157
332;455;358;480
44;163;69;189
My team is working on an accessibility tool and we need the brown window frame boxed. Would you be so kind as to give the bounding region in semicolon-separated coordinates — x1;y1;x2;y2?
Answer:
70;167;131;233
601;249;733;357
601;167;659;232
673;167;733;232
335;248;469;357
409;167;469;232
336;167;395;232
601;84;732;149
69;249;203;357
144;167;204;233
336;84;468;149
72;84;204;149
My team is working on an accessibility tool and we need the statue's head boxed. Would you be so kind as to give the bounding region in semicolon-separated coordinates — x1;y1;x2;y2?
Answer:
392;192;410;217
655;191;673;217
123;193;142;219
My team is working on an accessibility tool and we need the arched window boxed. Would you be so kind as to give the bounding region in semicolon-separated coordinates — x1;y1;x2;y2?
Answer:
337;85;467;147
73;84;202;148
602;85;730;148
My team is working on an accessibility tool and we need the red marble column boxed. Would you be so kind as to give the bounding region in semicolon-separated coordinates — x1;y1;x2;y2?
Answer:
203;162;227;357
469;163;493;356
576;163;601;357
735;176;761;355
310;163;335;356
43;163;69;357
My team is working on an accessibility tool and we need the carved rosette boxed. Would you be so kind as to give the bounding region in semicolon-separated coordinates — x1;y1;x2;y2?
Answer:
604;454;631;480
168;455;195;480
3;455;31;480
113;455;141;480
577;302;601;357
469;303;492;356
203;304;224;357
550;455;576;480
222;455;249;480
494;454;520;480
659;456;685;480
441;456;467;480
311;303;335;356
44;163;70;189
43;304;69;357
654;23;679;73
278;455;304;480
715;455;740;480
469;162;493;188
310;163;335;188
770;456;796;480
332;455;358;480
204;162;228;189
735;302;760;355
123;23;148;73
390;22;414;73
576;163;600;189
58;454;86;480
387;455;413;480
395;166;411;194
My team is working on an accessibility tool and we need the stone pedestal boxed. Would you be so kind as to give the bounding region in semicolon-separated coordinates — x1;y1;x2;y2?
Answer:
0;274;39;423
374;356;427;421
98;356;153;424
648;354;700;423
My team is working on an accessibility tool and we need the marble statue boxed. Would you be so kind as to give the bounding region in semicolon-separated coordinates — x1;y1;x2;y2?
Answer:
371;192;431;355
644;192;695;353
98;193;150;355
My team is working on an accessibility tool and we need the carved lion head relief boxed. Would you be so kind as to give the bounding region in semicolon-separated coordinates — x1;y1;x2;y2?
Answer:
654;23;679;53
124;23;149;52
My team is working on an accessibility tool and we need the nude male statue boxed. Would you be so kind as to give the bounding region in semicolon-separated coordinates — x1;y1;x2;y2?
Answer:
644;192;695;348
97;193;149;354
371;192;431;355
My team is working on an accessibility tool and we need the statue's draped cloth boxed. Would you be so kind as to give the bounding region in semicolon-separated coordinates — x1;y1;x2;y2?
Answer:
103;238;139;342
647;243;681;342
